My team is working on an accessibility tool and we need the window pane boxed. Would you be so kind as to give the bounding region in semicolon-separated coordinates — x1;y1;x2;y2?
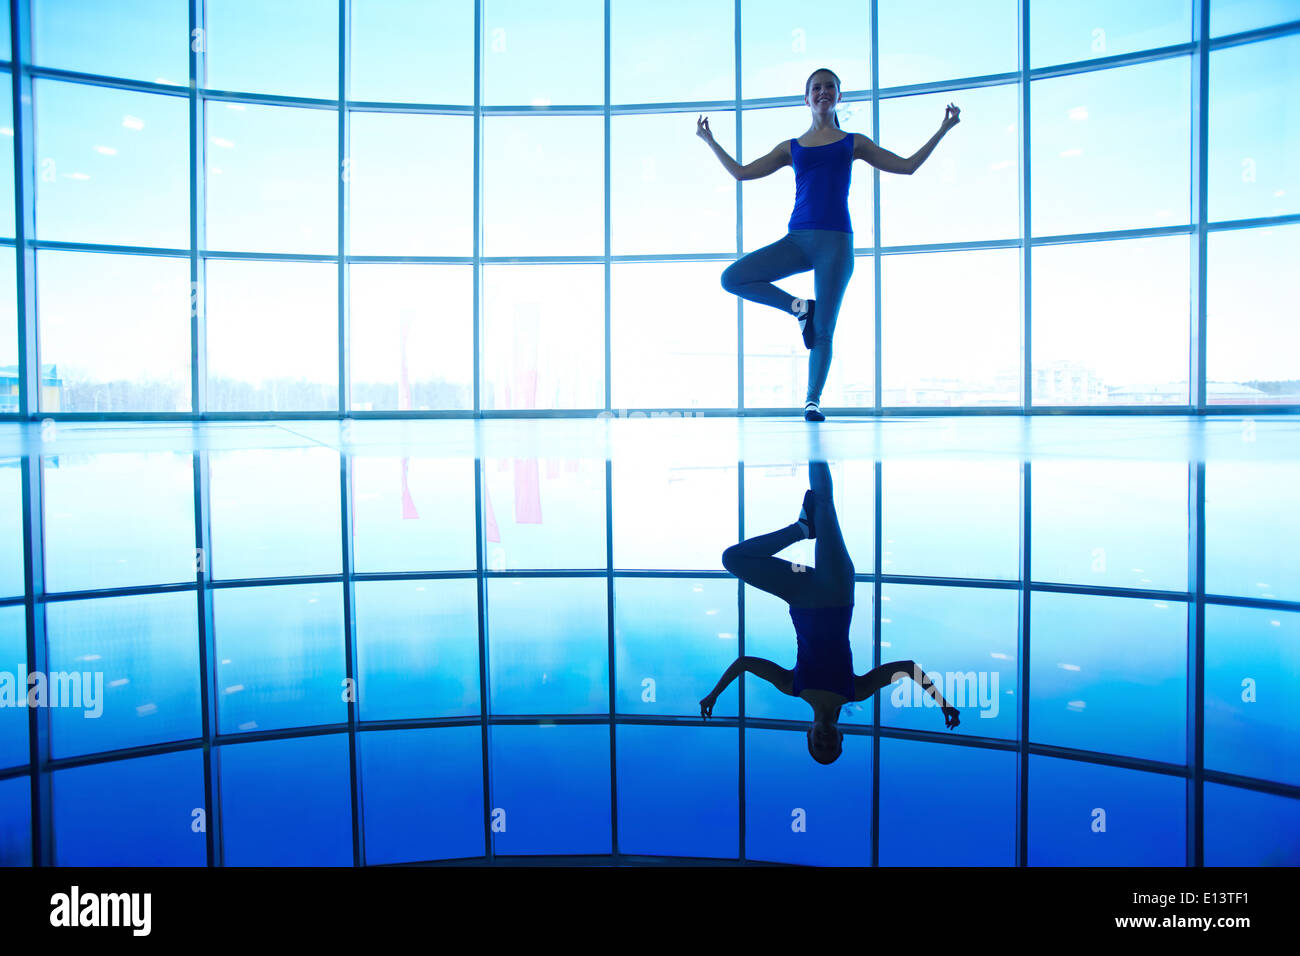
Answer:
0;776;30;866
880;584;1019;739
37;250;191;413
205;259;338;412
487;577;607;715
352;456;476;573
740;0;871;101
1211;0;1300;37
881;248;1020;406
1031;236;1190;405
0;73;13;240
1207;224;1300;404
0;605;26;770
877;0;1018;89
0;460;24;597
355;578;480;721
741;105;875;253
213;583;347;734
880;83;1019;245
350;0;474;104
1030;591;1186;763
611;0;732;104
615;577;737;718
1205;604;1299;786
1206;462;1300;601
208;447;341;579
1031;57;1191;237
205;102;337;255
359;727;484;864
348;112;472;255
204;0;338;99
482;456;606;570
1030;0;1192;70
611;261;737;408
1028;756;1185;865
483;0;603;105
219;734;353;865
1210;36;1299;222
1030;460;1189;590
52;751;205;865
612;112;734;256
745;727;870;865
483;116;603;256
612;459;737;569
350;264;473;411
43;452;195;592
45;591;201;759
33;0;189;85
882;459;1020;580
617;724;737;858
34;79;188;248
481;264;605;410
1204;782;1300;865
880;738;1016;865
489;724;610;855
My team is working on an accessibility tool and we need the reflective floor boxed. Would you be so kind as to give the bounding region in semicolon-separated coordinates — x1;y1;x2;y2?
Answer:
0;415;1297;866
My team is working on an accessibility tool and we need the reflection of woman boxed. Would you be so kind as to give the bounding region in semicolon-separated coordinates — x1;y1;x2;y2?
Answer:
701;461;959;764
697;67;959;421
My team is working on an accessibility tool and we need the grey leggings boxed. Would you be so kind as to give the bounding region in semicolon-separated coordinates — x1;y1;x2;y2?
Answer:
720;229;855;405
720;461;854;608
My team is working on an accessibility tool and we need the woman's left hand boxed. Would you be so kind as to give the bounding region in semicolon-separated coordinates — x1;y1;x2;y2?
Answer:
942;102;961;130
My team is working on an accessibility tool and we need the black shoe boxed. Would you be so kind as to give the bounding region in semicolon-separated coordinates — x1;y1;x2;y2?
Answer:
801;299;817;350
798;489;817;539
804;402;825;422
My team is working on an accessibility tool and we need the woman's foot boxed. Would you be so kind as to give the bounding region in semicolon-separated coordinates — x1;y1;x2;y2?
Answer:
804;401;824;422
797;489;817;539
792;297;816;349
942;706;961;730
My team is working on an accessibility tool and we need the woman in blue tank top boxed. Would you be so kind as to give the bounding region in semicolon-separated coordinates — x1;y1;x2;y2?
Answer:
701;457;960;765
698;68;960;421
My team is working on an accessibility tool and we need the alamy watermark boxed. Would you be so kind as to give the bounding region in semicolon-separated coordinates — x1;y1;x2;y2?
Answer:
887;668;1001;719
0;670;104;718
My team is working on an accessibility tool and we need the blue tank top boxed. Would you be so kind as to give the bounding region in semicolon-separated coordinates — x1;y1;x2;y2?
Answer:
789;604;855;699
788;132;853;233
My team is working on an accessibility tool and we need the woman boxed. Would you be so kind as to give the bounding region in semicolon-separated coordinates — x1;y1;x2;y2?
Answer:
698;67;960;420
701;460;960;764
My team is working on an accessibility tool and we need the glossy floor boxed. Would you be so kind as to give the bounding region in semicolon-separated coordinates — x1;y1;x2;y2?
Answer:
0;415;1297;865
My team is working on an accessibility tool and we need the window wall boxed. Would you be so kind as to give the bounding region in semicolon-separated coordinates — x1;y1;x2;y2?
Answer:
0;0;1295;416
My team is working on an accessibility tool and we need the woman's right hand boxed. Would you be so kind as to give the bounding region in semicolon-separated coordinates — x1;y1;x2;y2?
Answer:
699;693;716;719
696;114;715;144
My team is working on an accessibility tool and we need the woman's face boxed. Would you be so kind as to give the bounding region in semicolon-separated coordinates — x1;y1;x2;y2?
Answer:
806;73;840;116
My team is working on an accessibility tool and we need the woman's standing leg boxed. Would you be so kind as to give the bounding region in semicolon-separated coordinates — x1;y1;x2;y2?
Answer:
720;232;812;317
798;460;855;608
800;230;855;409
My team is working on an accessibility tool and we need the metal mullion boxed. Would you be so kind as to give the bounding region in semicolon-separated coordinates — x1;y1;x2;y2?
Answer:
1019;0;1030;411
193;449;221;865
20;454;50;865
1188;460;1206;865
472;0;482;416
1017;458;1031;866
734;0;743;414
737;459;745;862
871;458;882;866
870;0;881;412
605;456;617;858
1191;0;1210;412
338;0;351;418
190;0;207;417
12;0;37;420
603;0;611;414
